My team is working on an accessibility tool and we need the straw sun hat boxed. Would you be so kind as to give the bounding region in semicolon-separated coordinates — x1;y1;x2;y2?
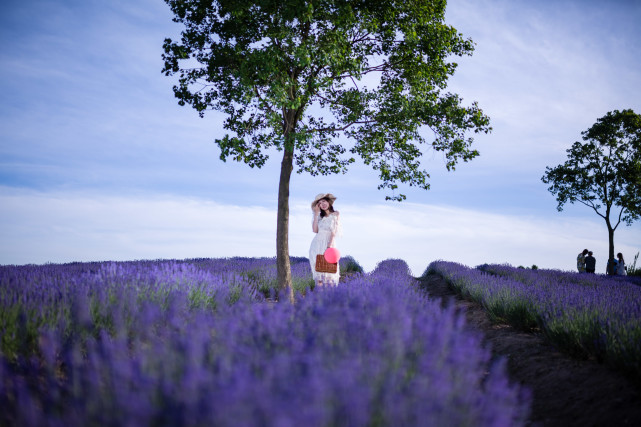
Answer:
311;193;337;210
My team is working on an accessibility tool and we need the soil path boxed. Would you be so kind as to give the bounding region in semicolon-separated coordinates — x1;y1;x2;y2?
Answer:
419;273;641;427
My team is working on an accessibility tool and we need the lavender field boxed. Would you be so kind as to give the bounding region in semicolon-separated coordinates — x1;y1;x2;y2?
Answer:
427;261;641;381
1;257;529;426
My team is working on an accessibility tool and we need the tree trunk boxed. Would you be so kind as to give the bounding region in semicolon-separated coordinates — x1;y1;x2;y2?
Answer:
607;226;615;262
605;217;615;275
276;147;294;302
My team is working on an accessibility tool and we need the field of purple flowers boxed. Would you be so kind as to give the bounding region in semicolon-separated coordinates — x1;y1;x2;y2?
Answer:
1;257;529;426
427;261;641;381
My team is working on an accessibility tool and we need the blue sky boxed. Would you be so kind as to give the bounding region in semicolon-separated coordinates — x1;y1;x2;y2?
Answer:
1;0;640;275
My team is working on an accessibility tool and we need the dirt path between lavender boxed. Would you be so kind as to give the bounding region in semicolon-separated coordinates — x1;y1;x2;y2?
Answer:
419;273;641;427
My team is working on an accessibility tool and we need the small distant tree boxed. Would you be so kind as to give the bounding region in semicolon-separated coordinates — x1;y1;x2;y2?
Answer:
541;109;641;263
162;0;491;299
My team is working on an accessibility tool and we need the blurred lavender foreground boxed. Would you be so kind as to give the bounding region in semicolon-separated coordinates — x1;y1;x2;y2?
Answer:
428;261;641;382
1;258;529;426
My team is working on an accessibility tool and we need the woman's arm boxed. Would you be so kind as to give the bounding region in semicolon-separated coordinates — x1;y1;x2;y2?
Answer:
327;212;339;247
312;204;320;233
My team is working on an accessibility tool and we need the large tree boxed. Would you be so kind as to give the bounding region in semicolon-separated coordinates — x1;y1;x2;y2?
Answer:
162;0;491;299
542;109;641;266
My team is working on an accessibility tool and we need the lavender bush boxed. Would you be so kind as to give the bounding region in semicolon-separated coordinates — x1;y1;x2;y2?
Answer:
1;257;529;426
427;261;641;381
229;255;363;298
0;258;272;360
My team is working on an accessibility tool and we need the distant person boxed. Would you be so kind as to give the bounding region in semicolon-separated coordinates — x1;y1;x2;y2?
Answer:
577;249;588;273
585;251;596;274
616;253;627;275
606;257;617;275
310;193;341;287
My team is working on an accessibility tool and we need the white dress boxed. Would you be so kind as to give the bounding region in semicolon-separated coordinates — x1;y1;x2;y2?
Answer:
309;212;342;285
616;261;627;275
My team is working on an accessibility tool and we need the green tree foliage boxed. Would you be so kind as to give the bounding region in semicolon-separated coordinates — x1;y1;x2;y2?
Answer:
542;109;641;262
162;0;491;296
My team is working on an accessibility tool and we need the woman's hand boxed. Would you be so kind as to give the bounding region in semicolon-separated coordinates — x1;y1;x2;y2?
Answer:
312;203;321;215
328;237;335;248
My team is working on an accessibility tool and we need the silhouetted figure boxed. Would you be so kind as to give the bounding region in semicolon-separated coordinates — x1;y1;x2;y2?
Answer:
616;253;627;275
585;251;596;273
606;258;617;275
577;249;588;273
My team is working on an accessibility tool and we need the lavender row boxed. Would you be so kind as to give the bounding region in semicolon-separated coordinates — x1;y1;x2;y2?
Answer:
0;258;285;359
0;256;363;360
427;261;641;380
479;263;641;288
1;258;529;426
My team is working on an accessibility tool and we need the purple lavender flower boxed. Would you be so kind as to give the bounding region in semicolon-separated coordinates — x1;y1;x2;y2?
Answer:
1;258;530;425
428;261;641;381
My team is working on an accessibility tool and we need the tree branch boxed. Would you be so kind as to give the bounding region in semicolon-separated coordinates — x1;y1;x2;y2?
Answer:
253;86;277;115
613;206;625;231
577;198;606;219
317;57;405;82
309;119;377;134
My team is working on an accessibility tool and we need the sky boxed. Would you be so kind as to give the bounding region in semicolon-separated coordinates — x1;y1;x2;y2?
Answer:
1;0;640;275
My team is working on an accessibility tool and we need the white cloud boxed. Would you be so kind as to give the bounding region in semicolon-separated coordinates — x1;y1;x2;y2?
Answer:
1;1;640;277
2;188;638;277
445;0;641;170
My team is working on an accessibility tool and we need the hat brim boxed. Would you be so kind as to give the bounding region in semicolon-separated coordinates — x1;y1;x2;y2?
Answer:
311;193;337;209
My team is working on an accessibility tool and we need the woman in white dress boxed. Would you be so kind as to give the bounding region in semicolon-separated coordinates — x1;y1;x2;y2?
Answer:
309;193;341;287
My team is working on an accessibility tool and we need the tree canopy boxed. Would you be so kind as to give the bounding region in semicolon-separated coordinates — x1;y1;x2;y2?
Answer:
542;109;641;263
162;0;491;295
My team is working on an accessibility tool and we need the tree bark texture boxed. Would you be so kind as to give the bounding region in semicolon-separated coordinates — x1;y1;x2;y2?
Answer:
607;224;615;264
276;148;294;302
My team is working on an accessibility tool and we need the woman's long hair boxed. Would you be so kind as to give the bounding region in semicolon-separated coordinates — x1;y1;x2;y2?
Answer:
617;253;625;263
319;198;335;218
